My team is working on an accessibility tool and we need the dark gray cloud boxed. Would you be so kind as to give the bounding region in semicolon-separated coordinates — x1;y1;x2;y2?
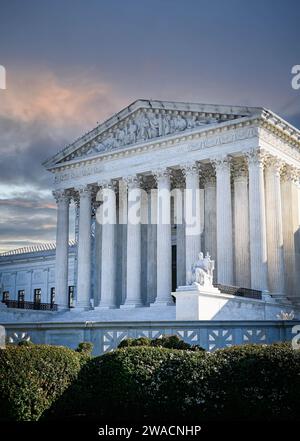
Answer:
0;0;300;251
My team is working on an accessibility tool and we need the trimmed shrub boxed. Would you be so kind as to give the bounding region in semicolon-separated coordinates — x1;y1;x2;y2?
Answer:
48;343;300;421
47;346;174;420
0;345;86;421
118;337;151;348
17;340;34;347
76;342;94;356
118;335;205;351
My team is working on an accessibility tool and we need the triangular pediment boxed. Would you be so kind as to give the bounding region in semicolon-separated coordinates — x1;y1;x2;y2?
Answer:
43;99;262;168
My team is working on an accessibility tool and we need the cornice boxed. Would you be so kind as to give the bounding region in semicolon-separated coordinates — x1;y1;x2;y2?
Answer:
51;113;300;186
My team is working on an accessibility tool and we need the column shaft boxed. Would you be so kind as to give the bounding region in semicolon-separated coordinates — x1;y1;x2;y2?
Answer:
152;170;173;305
265;158;285;294
247;150;268;291
203;169;217;280
233;162;250;287
214;157;233;285
99;183;116;308
183;164;201;283
76;186;92;309
53;191;69;309
123;177;142;307
281;167;300;297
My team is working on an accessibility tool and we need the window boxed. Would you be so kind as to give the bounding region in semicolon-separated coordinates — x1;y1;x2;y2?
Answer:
34;288;41;304
18;290;25;308
68;286;74;308
2;291;9;302
50;287;55;306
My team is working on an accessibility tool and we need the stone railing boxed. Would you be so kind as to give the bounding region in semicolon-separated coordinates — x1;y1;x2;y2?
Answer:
1;320;298;355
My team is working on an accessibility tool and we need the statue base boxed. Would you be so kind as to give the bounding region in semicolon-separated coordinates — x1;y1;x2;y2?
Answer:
172;284;298;321
173;284;221;320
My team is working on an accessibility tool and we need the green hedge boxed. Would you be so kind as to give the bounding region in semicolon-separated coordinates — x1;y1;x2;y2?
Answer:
48;342;300;421
0;345;86;421
118;335;205;351
1;342;299;421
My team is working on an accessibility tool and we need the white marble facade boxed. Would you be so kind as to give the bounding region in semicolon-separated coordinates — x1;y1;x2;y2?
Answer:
2;99;300;316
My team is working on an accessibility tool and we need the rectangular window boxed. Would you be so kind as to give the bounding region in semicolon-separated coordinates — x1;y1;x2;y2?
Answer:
18;290;25;308
68;286;74;308
2;291;9;302
18;290;25;302
50;287;55;306
34;288;41;304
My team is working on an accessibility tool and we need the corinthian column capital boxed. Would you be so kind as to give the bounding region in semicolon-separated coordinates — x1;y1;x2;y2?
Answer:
211;155;231;172
152;168;171;183
181;162;199;177
232;157;248;179
245;148;267;168
264;155;284;175
123;175;141;189
281;164;300;183
52;189;70;204
77;185;92;198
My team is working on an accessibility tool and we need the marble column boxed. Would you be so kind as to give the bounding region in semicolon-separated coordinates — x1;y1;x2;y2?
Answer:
281;165;300;297
213;156;233;285
76;186;92;309
264;156;285;295
53;190;70;309
98;181;116;308
183;163;201;283
203;166;217;279
151;169;173;306
173;175;185;287
233;159;250;288
147;184;157;304
122;176;142;307
118;179;128;305
246;149;268;291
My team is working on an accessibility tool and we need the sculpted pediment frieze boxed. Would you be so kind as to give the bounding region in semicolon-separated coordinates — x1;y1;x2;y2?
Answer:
61;109;234;162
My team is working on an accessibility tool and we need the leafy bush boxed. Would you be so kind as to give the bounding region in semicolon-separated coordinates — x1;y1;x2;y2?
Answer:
118;335;205;351
48;342;300;421
17;340;34;347
0;345;86;421
76;342;94;356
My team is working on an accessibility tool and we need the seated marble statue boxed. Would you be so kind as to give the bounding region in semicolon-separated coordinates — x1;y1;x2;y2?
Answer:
188;252;215;288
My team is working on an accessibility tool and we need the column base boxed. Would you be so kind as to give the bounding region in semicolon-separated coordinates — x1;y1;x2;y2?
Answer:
120;303;143;309
71;305;91;312
94;305;117;310
150;300;174;307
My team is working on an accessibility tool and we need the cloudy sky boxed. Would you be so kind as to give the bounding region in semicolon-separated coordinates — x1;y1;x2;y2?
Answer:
0;0;299;252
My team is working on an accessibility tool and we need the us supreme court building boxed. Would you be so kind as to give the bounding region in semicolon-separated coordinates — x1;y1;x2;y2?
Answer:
1;100;300;353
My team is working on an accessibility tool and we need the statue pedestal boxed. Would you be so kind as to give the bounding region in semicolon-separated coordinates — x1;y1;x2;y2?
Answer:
173;284;222;320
